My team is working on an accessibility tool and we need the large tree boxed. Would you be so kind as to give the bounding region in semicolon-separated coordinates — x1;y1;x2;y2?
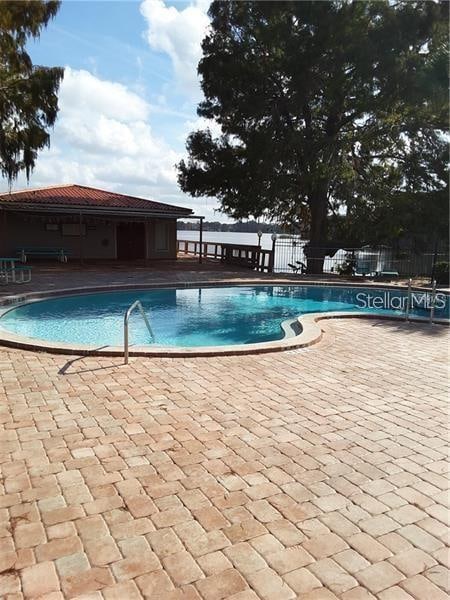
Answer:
0;0;64;185
178;1;448;273
329;135;449;250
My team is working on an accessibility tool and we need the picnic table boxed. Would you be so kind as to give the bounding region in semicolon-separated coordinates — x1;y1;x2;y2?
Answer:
0;257;32;284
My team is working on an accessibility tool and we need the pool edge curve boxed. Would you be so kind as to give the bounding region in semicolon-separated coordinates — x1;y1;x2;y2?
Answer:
0;280;447;357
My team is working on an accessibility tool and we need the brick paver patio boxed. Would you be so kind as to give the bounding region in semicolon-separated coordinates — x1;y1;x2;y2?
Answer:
0;315;448;599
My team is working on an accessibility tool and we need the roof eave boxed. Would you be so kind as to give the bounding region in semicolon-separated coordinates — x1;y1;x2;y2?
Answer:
0;203;193;219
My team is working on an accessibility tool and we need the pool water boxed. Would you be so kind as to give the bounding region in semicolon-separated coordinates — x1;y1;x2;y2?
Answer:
0;285;448;348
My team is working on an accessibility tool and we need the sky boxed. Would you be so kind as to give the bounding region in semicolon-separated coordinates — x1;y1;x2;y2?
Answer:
1;0;227;220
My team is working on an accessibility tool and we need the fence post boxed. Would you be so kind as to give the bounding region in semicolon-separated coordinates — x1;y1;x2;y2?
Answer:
198;217;203;264
430;240;438;284
429;279;436;325
405;278;412;322
270;234;277;273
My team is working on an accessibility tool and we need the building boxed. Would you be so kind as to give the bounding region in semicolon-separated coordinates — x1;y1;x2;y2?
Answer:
0;184;194;261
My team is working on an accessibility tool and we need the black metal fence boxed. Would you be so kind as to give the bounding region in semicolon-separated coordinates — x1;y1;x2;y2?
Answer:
177;235;448;279
273;237;449;278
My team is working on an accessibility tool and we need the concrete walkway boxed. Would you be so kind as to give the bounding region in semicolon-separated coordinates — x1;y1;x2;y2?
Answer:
0;258;263;299
0;310;448;598
0;257;425;301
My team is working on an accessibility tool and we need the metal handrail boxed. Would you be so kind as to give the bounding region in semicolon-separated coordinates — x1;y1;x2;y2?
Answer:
124;300;155;364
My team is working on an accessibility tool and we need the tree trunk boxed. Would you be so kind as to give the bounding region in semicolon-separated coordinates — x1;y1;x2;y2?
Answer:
305;187;328;274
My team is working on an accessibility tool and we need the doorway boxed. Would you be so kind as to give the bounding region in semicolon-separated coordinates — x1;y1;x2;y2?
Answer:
116;222;146;259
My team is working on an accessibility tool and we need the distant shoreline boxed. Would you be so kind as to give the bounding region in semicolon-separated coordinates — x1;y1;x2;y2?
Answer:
177;220;287;234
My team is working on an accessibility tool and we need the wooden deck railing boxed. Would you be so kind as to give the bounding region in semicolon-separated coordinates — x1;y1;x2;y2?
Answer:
177;240;222;260
177;239;273;272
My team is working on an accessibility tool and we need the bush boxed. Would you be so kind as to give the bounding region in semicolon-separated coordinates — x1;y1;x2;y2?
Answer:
434;261;449;285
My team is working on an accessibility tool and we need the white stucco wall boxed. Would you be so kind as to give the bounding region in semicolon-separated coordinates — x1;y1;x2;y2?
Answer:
146;219;177;260
2;213;117;259
0;212;178;260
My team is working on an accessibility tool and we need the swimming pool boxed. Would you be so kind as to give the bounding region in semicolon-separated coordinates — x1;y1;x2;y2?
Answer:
0;285;448;350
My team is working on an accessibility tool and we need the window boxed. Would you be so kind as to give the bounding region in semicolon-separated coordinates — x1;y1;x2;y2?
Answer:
62;223;86;236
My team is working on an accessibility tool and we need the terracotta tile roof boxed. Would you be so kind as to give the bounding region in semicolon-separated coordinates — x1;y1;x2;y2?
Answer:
0;184;193;216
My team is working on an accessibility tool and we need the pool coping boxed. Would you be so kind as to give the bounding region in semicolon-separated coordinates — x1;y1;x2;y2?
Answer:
0;280;447;357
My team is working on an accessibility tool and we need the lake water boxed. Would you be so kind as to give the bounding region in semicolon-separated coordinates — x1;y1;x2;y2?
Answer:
177;230;280;250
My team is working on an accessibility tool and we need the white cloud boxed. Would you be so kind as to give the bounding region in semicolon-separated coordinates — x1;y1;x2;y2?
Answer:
61;67;149;122
1;64;226;220
140;0;210;97
2;68;192;205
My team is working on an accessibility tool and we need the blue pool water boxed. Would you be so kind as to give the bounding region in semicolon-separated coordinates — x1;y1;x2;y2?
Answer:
0;285;448;347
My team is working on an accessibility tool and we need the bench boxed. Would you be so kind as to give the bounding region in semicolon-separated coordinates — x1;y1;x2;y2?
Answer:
18;248;69;263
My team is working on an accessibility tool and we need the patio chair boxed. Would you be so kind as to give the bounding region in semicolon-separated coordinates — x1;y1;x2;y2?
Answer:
288;261;307;274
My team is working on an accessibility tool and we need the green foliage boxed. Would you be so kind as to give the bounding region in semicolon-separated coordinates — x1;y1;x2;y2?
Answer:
0;0;64;184
178;1;449;271
434;261;449;285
